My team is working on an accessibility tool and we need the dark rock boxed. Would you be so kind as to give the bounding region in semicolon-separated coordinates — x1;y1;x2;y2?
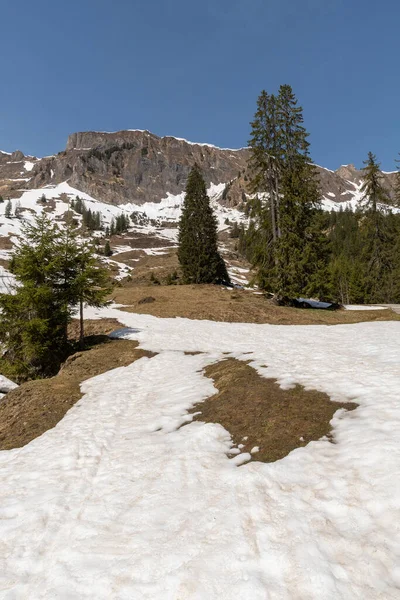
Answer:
138;296;156;305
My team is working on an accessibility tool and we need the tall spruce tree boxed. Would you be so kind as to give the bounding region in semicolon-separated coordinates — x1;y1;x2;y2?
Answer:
248;91;280;243
246;84;329;299
361;152;390;213
359;152;394;302
178;165;229;284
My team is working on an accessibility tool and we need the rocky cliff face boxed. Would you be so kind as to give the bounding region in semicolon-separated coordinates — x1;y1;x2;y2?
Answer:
0;151;39;200
28;130;249;205
1;130;398;210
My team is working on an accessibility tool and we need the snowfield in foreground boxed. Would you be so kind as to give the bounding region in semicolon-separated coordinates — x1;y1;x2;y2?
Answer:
0;308;400;599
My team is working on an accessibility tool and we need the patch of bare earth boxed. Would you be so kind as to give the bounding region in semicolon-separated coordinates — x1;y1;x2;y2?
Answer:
0;236;13;250
112;283;400;325
0;339;154;451
112;249;179;281
68;318;123;340
190;358;358;463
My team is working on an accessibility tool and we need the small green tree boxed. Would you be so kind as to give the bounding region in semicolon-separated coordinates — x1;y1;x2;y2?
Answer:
5;199;12;218
104;240;113;257
0;214;111;380
178;165;229;284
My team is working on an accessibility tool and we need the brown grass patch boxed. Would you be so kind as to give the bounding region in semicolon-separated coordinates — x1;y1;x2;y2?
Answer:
0;236;13;250
112;283;399;325
114;250;179;284
190;358;358;463
67;318;123;340
0;339;154;450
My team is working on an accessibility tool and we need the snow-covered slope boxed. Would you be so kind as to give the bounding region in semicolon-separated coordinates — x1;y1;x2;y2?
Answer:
0;181;243;239
0;306;399;599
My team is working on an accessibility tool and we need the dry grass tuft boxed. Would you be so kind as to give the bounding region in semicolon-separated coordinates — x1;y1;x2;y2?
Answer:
112;283;399;325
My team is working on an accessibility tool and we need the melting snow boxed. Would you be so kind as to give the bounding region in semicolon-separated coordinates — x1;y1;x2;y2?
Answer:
0;305;399;598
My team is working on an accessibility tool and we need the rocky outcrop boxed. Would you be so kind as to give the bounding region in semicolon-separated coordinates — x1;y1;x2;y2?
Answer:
0;150;38;199
28;130;250;205
1;130;398;209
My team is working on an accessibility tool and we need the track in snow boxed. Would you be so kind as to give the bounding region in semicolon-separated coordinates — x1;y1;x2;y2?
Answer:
0;310;400;599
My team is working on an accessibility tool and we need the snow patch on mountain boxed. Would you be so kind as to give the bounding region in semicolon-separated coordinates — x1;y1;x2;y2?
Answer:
23;161;35;172
321;178;400;214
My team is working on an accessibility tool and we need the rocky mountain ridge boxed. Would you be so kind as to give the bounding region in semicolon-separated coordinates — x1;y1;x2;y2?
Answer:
1;130;398;210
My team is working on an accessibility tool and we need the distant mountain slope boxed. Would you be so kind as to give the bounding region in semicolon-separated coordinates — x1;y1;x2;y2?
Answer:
1;130;398;210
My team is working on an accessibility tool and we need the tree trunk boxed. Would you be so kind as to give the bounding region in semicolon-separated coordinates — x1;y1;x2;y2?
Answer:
274;172;281;239
270;187;277;244
79;298;84;350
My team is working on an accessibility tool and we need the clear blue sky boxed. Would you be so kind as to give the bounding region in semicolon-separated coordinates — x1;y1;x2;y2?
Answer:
1;0;399;170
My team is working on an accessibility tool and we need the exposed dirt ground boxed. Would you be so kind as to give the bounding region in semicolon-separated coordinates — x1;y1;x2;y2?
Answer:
0;236;12;250
113;248;180;282
68;318;123;340
112;283;400;325
190;358;358;463
0;339;154;450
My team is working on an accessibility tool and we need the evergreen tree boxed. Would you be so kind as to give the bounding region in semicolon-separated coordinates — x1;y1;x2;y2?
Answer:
0;214;111;380
0;215;70;380
361;152;390;213
5;199;12;218
178;165;229;284
14;200;21;218
104;240;113;257
359;152;394;302
248;91;280;243
245;84;329;299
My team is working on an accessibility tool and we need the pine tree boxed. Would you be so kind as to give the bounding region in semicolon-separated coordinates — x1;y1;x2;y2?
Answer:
274;160;328;298
359;152;394;302
248;91;280;243
104;240;113;256
0;215;70;379
5;199;12;218
178;165;229;284
361;152;390;213
0;214;111;380
245;84;329;299
14;200;21;218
